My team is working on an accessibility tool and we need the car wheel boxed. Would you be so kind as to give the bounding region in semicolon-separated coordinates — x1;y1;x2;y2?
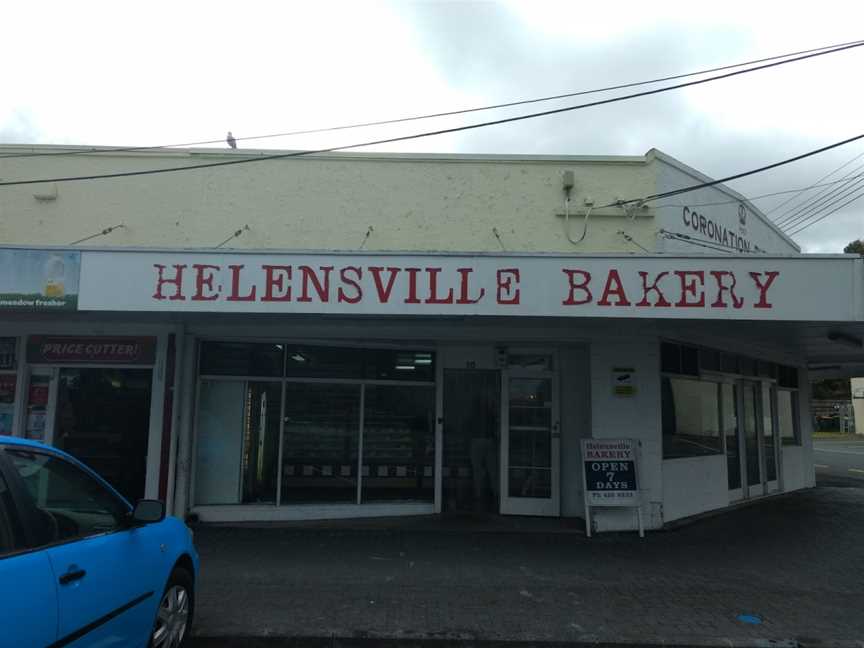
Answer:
151;567;194;648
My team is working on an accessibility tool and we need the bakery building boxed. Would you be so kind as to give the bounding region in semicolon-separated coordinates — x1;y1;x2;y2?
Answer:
0;144;861;532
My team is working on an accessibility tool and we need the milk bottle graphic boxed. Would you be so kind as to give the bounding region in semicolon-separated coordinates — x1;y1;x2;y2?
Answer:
43;255;66;298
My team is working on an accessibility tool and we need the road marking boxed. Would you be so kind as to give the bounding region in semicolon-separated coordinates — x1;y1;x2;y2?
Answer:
849;468;864;474
815;464;830;468
813;448;864;456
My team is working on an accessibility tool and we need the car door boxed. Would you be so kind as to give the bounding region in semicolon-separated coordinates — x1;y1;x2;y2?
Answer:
0;459;58;648
4;447;164;648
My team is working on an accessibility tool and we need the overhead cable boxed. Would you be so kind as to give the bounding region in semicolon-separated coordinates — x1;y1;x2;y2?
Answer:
2;37;863;161
788;185;864;235
766;149;864;216
776;161;864;229
2;40;864;188
782;175;864;233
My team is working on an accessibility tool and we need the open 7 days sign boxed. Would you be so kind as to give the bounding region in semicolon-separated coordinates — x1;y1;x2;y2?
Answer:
581;439;644;538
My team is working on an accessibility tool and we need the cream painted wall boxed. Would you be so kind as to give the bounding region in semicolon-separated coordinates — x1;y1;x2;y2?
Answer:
0;147;659;253
663;455;728;522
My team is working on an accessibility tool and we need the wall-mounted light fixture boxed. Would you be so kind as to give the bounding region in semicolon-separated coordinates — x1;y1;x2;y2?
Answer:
827;331;863;348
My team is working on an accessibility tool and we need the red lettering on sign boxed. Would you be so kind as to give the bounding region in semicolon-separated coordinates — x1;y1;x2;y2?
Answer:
227;265;256;301
191;264;220;301
369;267;400;303
750;271;780;309
709;271;743;309
337;266;362;304
425;268;454;304
298;265;333;303
562;269;592;305
261;265;292;302
152;264;186;301
636;271;671;307
456;268;485;304
496;269;520;304
597;270;631;306
404;268;422;304
674;270;705;307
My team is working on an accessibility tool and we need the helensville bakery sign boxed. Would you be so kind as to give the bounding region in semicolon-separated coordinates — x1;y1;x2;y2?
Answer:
75;251;858;321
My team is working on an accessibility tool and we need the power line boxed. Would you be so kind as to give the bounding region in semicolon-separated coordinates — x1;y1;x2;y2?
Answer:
610;132;864;210
788;185;864;235
651;171;864;210
765;149;864;216
2;41;864;188
782;175;864;233
658;230;736;254
2;37;863;161
774;157;864;227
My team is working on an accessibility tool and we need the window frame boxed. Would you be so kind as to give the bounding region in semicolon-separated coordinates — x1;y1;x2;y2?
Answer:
661;373;725;460
776;387;801;446
0;445;132;553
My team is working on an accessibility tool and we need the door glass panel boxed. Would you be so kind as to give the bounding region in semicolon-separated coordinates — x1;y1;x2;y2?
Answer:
240;382;281;503
723;384;741;490
25;374;50;442
764;388;777;482
361;385;435;502
54;368;152;503
0;374;16;435
443;370;500;512
281;383;360;503
195;380;245;505
508;378;552;499
742;383;761;487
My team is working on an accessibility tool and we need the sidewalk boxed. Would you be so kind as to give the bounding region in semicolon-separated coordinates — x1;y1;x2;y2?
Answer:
189;487;864;647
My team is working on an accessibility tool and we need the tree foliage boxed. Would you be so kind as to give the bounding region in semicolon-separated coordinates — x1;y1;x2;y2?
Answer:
844;239;864;255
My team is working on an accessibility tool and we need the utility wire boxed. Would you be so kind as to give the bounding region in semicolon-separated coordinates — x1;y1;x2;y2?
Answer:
788;185;864;235
2;40;864;188
651;171;864;210
1;37;863;161
776;159;864;229
782;174;864;233
766;149;864;216
612;132;864;209
659;231;736;254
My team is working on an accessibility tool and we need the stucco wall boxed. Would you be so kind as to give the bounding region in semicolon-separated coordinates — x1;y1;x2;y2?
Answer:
0;148;659;254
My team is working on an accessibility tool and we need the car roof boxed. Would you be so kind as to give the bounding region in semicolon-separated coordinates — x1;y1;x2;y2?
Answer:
0;435;132;508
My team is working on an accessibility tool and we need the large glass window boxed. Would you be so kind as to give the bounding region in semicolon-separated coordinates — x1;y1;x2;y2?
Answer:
662;376;723;459
361;386;435;502
723;383;740;489
778;389;800;445
281;383;361;504
195;342;436;508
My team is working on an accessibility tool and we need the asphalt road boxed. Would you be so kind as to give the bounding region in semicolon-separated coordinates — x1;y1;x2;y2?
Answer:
814;435;864;486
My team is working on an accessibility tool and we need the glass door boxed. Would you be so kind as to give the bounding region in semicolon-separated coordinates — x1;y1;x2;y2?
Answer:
763;384;780;494
22;367;57;443
723;383;744;501
741;380;763;498
500;352;559;516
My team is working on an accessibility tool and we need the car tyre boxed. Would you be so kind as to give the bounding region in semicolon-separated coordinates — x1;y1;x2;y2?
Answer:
151;567;194;648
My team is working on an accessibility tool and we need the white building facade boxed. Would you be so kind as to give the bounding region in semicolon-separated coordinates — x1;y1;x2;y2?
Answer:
0;144;859;532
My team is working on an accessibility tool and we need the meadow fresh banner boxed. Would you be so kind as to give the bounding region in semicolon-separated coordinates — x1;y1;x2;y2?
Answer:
0;249;80;310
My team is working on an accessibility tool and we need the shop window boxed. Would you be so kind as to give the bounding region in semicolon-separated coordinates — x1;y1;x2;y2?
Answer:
720;353;740;375
777;389;800;445
660;342;697;376
0;374;16;435
285;346;364;379
662;376;723;459
778;365;799;389
0;338;16;370
361;385;435;502
281;383;361;504
199;342;284;377
364;349;435;382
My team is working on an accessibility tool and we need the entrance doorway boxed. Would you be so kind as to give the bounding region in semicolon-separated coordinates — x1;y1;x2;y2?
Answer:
728;379;780;501
442;370;500;513
22;367;152;502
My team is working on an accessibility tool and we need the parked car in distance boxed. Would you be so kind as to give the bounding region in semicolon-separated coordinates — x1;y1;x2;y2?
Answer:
0;435;199;647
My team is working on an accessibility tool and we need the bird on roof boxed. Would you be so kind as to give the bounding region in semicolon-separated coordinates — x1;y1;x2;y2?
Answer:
226;131;237;149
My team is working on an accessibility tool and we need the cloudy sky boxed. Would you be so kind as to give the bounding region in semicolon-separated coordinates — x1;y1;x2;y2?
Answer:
2;0;863;252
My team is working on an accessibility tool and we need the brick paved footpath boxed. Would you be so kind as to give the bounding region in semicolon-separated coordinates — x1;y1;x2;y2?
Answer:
188;486;864;647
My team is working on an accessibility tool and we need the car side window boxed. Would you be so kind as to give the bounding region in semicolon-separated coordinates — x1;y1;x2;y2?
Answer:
0;470;25;556
5;449;129;545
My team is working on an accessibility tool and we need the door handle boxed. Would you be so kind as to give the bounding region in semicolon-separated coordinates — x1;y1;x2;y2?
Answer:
59;567;87;585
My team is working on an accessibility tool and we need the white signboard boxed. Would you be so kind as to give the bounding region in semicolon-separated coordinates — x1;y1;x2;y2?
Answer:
77;250;861;321
581;438;643;537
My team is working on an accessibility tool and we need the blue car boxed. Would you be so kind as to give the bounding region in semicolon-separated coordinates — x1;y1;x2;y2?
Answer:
0;435;199;647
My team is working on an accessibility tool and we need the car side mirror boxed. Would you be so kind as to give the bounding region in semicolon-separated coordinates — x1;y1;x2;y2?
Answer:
131;499;165;525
